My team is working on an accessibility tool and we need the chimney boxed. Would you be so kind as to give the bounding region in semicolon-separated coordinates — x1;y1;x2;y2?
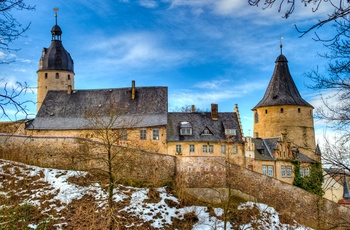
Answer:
211;103;218;120
131;80;136;100
67;85;72;95
191;105;195;112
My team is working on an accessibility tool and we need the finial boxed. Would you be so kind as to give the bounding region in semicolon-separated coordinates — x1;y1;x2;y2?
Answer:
280;36;284;55
54;7;59;25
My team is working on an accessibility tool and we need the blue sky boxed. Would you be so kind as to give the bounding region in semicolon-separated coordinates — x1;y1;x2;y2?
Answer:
1;0;335;140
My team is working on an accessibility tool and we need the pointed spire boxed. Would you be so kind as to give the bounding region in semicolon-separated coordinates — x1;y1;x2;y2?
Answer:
253;49;313;109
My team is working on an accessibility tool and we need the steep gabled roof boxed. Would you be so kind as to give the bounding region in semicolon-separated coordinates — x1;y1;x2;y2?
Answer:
167;112;243;143
253;138;278;161
27;86;168;130
253;54;313;109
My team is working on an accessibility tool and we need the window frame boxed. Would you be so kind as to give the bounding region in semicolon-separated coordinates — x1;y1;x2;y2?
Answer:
120;129;127;141
208;145;214;153
268;166;273;177
152;129;160;140
176;144;181;153
281;166;286;178
221;145;226;153
286;166;292;178
140;129;147;140
189;144;195;153
225;129;236;135
202;145;208;153
262;165;267;175
180;127;192;135
304;167;309;177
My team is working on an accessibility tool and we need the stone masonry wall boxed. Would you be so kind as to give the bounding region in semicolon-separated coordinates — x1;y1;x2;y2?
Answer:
1;134;350;229
228;163;350;229
0;134;176;186
176;156;226;188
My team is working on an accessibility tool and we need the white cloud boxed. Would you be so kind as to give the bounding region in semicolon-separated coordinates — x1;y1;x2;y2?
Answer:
169;80;267;110
139;0;158;8
89;32;193;68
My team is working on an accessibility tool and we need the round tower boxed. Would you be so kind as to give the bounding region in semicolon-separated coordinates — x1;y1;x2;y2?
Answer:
37;8;74;112
252;53;316;159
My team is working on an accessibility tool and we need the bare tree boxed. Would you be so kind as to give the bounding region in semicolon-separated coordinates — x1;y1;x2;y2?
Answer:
0;80;33;120
0;0;35;59
172;105;208;112
0;1;35;120
248;0;350;37
82;99;142;230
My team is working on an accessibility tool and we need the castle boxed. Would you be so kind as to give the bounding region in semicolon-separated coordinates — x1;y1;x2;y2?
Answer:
20;11;325;186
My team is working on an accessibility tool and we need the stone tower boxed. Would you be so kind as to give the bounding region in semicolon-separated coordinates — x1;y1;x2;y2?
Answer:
37;9;74;112
252;52;317;160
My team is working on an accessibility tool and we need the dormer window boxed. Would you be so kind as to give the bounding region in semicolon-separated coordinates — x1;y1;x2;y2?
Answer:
180;121;192;135
201;127;212;135
225;129;236;136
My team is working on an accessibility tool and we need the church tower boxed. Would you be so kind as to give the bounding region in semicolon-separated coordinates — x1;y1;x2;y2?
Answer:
252;49;317;160
37;8;74;112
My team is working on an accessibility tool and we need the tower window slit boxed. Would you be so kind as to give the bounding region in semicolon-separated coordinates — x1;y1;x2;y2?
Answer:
55;73;59;79
298;108;301;113
265;109;268;114
280;108;283;113
45;73;48;79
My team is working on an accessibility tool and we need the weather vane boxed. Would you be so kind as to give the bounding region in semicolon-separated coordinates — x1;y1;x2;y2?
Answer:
54;7;59;25
280;36;284;54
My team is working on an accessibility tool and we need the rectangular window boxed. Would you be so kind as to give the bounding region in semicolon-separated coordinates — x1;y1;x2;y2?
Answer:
232;146;238;154
305;167;309;177
209;145;214;153
152;129;159;140
176;145;181;153
300;168;304;177
281;166;286;178
140;129;146;140
180;128;192;135
225;129;236;135
120;129;127;140
262;166;267;175
268;166;273;177
287;166;292;178
202;145;207;153
190;144;195;153
221;145;226;153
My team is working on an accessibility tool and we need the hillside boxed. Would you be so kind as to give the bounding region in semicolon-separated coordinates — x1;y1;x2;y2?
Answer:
0;159;312;229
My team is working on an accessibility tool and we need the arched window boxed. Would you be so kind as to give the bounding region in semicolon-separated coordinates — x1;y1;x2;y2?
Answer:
45;73;48;79
56;73;59;79
68;74;71;80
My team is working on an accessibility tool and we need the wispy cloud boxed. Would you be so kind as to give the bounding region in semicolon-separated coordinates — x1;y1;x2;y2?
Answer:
139;0;158;8
169;79;267;110
89;32;193;68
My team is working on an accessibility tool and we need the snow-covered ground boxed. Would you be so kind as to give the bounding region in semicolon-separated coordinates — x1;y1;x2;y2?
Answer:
0;159;312;229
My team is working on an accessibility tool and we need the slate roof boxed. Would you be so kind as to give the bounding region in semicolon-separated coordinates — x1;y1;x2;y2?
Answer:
38;23;74;72
253;54;313;109
27;87;168;130
167;112;243;143
252;137;315;163
253;138;277;161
